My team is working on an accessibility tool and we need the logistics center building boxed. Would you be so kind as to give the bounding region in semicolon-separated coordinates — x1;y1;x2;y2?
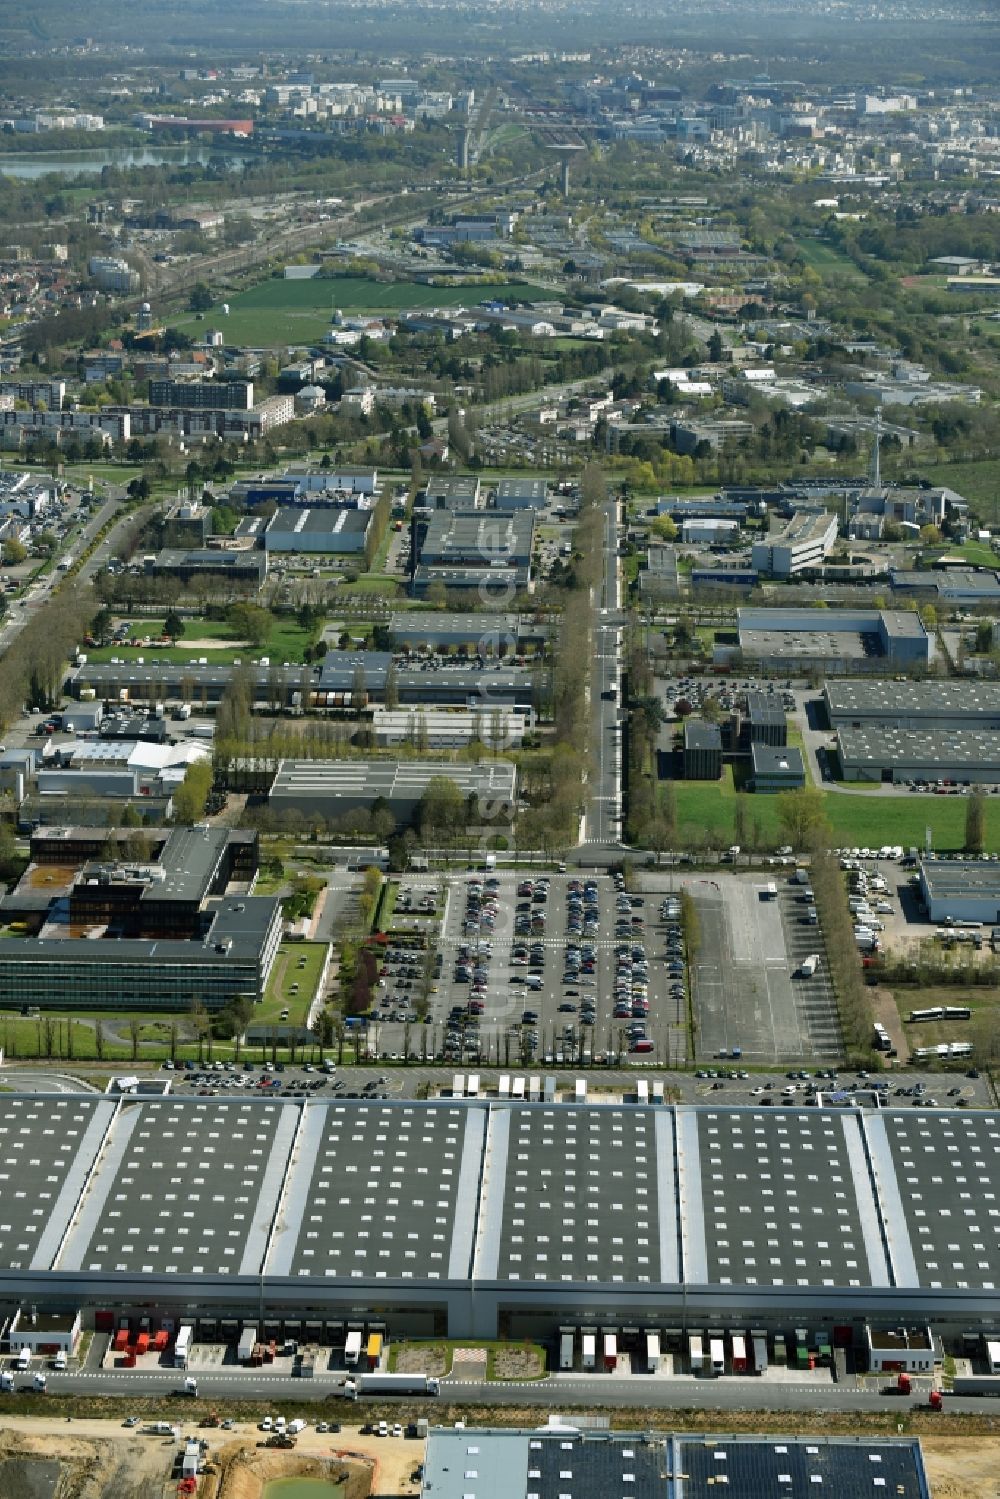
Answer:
825;678;1000;732
0;1096;996;1343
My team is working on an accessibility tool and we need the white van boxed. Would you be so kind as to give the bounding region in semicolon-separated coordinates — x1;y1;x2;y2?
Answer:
526;975;543;990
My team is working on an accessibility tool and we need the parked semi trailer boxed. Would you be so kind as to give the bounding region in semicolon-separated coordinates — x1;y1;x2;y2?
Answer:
952;1376;1000;1396
343;1373;440;1398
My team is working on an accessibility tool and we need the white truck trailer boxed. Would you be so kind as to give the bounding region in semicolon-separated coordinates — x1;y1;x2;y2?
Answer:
343;1373;439;1398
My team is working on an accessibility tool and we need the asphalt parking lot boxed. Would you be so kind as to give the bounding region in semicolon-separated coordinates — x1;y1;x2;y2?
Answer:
639;872;842;1065
422;871;689;1067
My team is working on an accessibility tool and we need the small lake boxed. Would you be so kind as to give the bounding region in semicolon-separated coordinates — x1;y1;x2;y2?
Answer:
0;146;246;180
264;1480;344;1499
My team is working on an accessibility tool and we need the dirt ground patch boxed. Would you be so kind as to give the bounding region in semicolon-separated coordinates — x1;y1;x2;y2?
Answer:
921;1436;1000;1499
393;1344;450;1377
211;1448;364;1499
490;1346;545;1380
870;986;908;1060
0;1420;172;1499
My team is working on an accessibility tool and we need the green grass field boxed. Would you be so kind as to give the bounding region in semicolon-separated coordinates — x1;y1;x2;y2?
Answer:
258;940;328;1026
795;238;868;282
0;1015;130;1062
895;981;998;1056
668;777;1000;852
171;275;549;346
921;460;1000;527
930;541;998;569
89;616;315;665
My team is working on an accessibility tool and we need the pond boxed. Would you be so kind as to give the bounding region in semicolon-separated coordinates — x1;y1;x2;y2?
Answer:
263;1480;345;1499
0;146;246;179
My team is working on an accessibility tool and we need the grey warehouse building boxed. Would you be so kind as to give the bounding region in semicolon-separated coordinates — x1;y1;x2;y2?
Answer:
0;1096;996;1345
317;651;536;708
732;608;933;674
837;725;1000;783
268;757;517;823
389;611;524;653
421;1430;932;1499
493;478;548;510
919;858;1000;924
264;506;371;555
825;678;1000;731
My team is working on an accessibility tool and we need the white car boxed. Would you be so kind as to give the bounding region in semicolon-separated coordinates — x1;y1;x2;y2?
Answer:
260;1417;273;1431
750;1086;765;1096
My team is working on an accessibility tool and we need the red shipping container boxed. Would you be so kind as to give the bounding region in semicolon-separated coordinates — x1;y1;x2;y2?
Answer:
123;1353;136;1368
135;1333;149;1355
153;1330;169;1351
113;1331;130;1351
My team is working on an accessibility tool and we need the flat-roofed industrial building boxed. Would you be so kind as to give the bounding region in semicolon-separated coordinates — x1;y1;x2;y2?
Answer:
732;607;933;673
920;858;1000;923
493;478;548;510
264;506;371;555
0;1096;995;1341
268;757;517;823
388;611;525;654
750;742;805;792
370;707;531;748
837;725;1000;783
826;678;1000;731
420;1430;933;1499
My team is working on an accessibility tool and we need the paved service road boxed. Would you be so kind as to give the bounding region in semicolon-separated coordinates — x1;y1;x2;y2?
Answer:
33;1366;990;1415
582;499;623;849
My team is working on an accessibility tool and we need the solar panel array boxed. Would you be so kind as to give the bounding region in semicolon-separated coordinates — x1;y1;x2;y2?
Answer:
677;1438;928;1499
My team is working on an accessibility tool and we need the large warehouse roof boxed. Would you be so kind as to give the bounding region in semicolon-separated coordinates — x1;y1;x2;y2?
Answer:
268;758;517;810
420;1431;932;1499
838;724;1000;773
920;858;1000;905
826;678;1000;726
0;1097;996;1323
692;1108;888;1289
0;1097;115;1272
59;1097;296;1279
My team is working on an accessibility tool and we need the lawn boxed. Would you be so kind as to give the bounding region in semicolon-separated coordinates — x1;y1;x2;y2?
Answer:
921;459;1000;527
668;777;1000;852
795;238;868;283
0;1014;130;1062
926;541;998;570
258;941;328;1026
170;275;549;347
88;615;315;665
888;982;997;1059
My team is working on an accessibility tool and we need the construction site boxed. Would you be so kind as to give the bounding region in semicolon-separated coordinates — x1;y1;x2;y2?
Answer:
0;1416;417;1499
